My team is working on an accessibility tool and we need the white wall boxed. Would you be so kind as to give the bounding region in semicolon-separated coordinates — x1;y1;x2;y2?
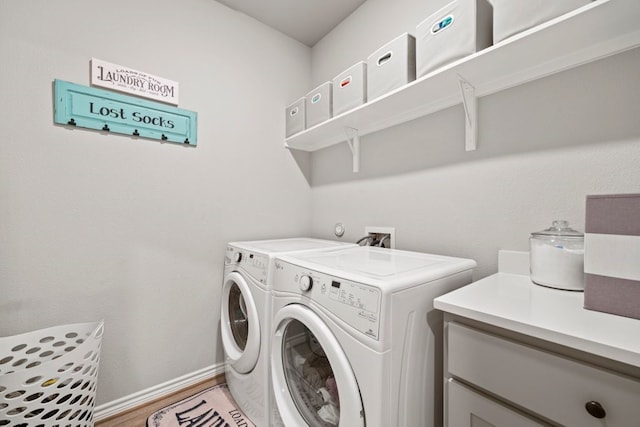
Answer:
309;0;640;280
0;0;312;405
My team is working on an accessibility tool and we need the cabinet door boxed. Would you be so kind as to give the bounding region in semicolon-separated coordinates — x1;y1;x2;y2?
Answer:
447;322;640;425
447;380;547;427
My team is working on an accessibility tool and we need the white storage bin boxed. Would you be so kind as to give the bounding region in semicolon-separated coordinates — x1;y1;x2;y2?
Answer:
305;82;333;128
489;0;593;43
367;33;416;101
416;0;493;78
332;61;367;116
285;97;305;137
0;321;104;427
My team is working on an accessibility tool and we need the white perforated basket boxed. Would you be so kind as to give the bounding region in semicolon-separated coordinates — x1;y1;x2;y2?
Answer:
0;321;104;426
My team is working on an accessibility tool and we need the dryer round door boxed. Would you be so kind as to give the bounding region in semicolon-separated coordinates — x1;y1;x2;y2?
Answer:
221;271;260;374
271;303;365;427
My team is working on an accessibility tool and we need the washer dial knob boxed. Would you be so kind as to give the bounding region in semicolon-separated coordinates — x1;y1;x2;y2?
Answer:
234;252;242;263
299;275;313;291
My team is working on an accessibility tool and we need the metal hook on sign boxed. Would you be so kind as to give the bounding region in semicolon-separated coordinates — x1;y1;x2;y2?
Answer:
102;124;110;132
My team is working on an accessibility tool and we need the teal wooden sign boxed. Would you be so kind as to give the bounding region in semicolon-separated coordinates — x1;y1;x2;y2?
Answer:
54;79;197;146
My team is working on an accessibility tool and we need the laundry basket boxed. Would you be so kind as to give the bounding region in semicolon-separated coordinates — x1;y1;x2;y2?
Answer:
0;320;104;426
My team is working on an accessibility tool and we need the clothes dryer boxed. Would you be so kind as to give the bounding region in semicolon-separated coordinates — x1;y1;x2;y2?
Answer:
221;238;356;426
270;246;476;427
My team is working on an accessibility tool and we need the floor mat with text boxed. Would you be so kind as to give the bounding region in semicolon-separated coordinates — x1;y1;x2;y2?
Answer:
146;383;256;427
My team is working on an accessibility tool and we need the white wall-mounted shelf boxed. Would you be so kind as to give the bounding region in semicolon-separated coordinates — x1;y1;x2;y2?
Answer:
285;0;640;170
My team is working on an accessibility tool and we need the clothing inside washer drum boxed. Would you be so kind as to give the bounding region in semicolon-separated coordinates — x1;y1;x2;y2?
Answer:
283;321;341;426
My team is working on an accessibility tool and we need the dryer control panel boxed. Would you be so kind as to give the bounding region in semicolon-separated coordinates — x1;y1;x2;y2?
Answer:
226;246;269;284
274;261;382;341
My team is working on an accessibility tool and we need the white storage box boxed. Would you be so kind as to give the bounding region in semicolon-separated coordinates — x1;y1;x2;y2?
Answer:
285;97;305;137
489;0;592;43
367;33;416;101
0;321;104;426
416;0;493;78
305;82;333;128
332;61;367;116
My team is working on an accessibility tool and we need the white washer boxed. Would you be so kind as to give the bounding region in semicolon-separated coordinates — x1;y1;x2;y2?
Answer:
221;238;356;426
270;246;476;427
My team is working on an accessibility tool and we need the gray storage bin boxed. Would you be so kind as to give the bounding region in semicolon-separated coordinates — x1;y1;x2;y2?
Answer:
305;82;333;128
332;61;367;116
489;0;592;43
285;97;305;137
367;33;416;101
584;193;640;320
416;0;493;78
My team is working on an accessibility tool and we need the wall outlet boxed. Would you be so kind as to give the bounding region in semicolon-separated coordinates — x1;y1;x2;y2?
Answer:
365;226;395;249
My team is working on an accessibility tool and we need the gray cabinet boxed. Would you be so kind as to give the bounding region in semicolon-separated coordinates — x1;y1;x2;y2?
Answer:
444;321;640;426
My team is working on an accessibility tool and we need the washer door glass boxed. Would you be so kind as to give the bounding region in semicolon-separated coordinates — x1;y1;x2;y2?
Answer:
272;304;364;427
221;271;260;374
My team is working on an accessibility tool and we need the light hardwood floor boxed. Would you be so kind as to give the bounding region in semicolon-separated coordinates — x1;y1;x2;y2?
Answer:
95;374;225;426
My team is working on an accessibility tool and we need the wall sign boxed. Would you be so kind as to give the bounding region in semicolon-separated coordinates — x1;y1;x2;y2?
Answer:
91;58;179;105
54;79;197;146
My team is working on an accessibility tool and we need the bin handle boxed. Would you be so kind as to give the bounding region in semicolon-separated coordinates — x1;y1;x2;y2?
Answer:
431;14;455;35
377;51;393;66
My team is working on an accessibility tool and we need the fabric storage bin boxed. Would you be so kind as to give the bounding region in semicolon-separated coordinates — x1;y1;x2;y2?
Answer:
584;194;640;319
0;321;104;426
367;33;416;101
416;0;493;78
305;82;332;128
332;61;367;116
285;97;305;137
489;0;592;43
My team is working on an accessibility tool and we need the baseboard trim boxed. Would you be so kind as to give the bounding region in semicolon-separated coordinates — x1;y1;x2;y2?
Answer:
93;363;225;421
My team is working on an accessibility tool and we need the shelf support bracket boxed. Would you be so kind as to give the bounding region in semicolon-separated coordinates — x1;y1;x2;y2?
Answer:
458;75;477;151
344;127;360;173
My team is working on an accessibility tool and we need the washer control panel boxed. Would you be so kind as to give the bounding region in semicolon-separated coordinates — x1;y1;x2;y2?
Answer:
326;279;379;315
274;260;382;340
299;275;313;291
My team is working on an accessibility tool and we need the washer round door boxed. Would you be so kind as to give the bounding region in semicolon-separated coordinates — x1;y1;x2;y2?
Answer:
271;303;365;427
220;271;260;374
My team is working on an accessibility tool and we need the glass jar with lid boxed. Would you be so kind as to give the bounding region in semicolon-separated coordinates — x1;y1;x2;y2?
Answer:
530;220;585;291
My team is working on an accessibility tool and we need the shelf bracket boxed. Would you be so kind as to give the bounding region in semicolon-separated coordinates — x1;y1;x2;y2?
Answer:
344;127;360;173
458;75;477;151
